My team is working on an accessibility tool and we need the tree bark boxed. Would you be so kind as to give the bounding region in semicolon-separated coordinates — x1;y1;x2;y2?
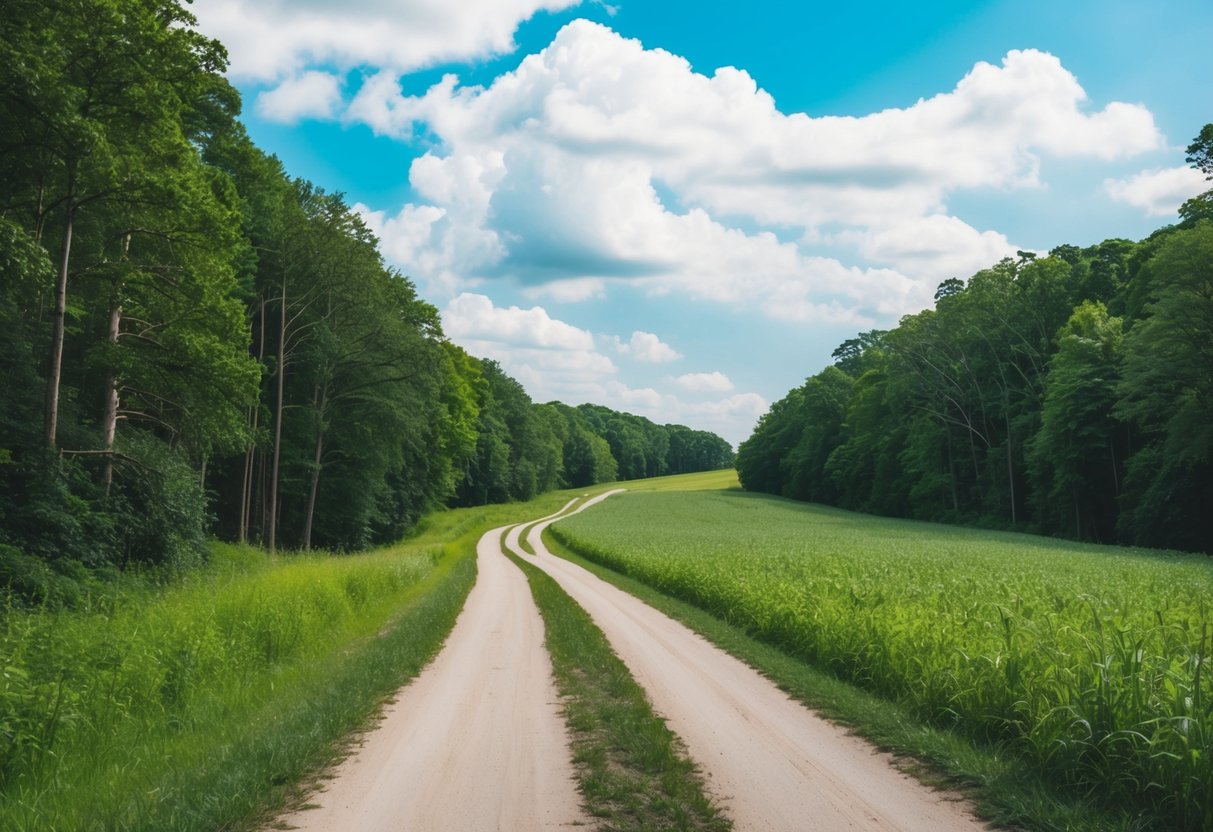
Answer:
302;382;326;551
44;170;75;448
1004;396;1017;526
101;299;121;493
238;294;266;544
268;273;286;556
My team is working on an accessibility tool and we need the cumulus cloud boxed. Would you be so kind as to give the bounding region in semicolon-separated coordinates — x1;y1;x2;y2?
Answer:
859;215;1021;281
347;20;1161;323
673;372;734;393
614;331;682;363
1104;166;1209;217
442;293;595;350
254;71;344;123
192;0;580;82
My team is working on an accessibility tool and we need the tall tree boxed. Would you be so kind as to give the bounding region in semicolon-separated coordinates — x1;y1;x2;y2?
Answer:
1115;222;1213;550
1029;301;1125;541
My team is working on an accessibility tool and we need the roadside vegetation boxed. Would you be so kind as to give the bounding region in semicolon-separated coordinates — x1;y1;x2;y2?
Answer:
0;492;581;832
551;487;1213;830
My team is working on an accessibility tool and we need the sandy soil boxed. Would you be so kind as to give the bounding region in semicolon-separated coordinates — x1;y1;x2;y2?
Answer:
275;518;586;831
511;491;988;832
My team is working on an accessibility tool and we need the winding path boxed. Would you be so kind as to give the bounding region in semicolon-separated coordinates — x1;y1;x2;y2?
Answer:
276;492;988;831
277;511;585;831
508;491;987;832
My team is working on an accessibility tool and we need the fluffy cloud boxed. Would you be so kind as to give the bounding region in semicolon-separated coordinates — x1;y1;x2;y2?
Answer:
1104;166;1208;217
614;331;682;363
673;372;734;393
859;215;1022;281
347;21;1161;323
254;71;344;123
442;292;595;350
193;0;579;81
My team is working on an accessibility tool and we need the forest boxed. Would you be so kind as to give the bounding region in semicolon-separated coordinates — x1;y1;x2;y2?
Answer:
738;130;1213;553
0;0;733;599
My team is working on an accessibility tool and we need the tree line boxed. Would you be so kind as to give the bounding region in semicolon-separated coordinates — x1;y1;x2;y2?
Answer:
0;0;732;599
738;126;1213;554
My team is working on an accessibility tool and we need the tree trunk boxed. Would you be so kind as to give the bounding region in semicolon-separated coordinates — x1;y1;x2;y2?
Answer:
101;299;121;493
238;294;266;544
44;174;75;448
268;274;286;556
1004;400;1017;525
238;424;254;543
302;383;326;551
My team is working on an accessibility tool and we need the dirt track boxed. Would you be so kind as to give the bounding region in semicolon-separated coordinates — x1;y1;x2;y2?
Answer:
509;491;987;832
277;513;585;831
276;493;987;831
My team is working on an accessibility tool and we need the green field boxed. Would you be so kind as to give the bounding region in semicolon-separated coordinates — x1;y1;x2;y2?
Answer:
551;488;1213;829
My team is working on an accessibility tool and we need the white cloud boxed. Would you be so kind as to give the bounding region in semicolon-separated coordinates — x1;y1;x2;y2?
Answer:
1104;166;1208;217
192;0;580;82
615;331;682;363
442;292;595;350
350;21;1161;323
254;71;344;123
673;372;734;393
859;215;1021;280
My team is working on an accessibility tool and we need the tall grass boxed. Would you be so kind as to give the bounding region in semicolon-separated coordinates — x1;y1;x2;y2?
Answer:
0;492;579;831
552;490;1213;829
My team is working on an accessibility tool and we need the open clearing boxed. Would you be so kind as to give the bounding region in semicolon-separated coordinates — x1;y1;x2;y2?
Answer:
277;488;986;831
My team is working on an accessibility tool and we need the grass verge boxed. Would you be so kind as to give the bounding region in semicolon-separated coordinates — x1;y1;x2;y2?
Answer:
0;491;584;832
544;527;1150;832
504;545;729;832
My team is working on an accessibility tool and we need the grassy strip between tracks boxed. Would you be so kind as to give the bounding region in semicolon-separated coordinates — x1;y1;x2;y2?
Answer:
544;527;1150;832
505;545;729;832
0;492;581;832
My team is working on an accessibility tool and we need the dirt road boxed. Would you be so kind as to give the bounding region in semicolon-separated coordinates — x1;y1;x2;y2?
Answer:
511;492;987;832
277;493;986;831
276;516;585;832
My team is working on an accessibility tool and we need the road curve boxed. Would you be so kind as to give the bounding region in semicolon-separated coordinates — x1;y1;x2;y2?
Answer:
276;519;586;832
512;492;988;832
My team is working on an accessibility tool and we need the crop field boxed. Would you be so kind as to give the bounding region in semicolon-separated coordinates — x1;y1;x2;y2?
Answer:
551;490;1213;828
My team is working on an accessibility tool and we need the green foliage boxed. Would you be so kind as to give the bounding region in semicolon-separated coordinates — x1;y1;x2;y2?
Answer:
1029;301;1124;542
1114;222;1213;551
0;0;735;587
741;168;1212;552
0;531;455;828
1185;123;1213;179
554;491;1213;829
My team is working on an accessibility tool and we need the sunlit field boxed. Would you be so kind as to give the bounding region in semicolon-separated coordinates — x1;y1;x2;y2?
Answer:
552;490;1213;828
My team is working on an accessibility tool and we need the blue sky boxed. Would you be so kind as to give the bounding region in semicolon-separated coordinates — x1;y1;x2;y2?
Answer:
193;0;1210;445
